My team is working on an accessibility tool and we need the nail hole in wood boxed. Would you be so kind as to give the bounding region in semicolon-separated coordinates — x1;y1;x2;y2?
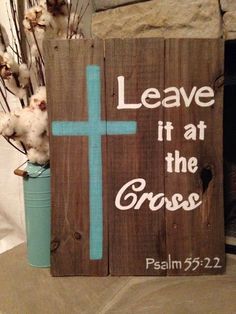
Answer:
54;45;58;51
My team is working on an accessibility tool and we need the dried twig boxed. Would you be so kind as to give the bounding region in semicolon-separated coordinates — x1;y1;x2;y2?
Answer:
67;2;73;39
3;136;27;155
9;1;22;57
73;0;90;38
0;99;6;113
0;84;11;112
30;21;45;66
72;0;81;27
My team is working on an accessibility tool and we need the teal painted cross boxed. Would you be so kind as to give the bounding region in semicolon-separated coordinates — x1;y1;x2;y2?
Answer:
52;65;137;260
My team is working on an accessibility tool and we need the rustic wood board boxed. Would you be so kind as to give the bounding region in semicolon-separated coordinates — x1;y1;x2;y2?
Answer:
164;39;225;275
44;39;108;276
105;38;166;275
44;38;225;276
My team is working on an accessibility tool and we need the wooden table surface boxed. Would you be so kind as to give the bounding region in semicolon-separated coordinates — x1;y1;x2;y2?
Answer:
0;244;236;314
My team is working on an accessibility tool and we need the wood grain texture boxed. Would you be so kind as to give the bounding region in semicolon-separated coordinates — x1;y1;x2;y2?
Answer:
164;39;225;275
105;38;166;275
44;39;108;276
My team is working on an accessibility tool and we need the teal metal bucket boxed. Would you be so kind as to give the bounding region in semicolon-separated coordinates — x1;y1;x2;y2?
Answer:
23;162;51;267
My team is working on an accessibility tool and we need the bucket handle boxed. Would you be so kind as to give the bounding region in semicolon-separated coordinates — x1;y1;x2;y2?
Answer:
14;160;50;178
14;160;28;177
28;162;49;178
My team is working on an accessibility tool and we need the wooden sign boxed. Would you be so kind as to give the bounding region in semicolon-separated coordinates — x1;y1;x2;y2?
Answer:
44;38;225;276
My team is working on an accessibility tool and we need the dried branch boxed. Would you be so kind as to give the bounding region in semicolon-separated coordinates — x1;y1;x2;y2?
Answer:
17;0;28;64
3;136;27;155
9;0;22;57
67;2;73;39
0;99;7;113
30;21;45;66
70;0;90;39
0;84;11;112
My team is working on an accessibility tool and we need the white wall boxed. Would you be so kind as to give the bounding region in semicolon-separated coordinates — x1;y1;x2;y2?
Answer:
0;3;26;254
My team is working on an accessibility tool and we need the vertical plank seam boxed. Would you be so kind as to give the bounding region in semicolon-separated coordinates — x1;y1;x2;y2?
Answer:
164;38;167;276
104;38;110;275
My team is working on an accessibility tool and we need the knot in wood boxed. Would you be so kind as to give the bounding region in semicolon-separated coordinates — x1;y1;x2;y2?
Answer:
201;165;213;194
51;239;60;252
214;75;224;91
74;232;82;240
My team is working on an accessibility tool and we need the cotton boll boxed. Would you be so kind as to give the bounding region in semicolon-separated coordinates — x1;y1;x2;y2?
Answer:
24;5;57;34
29;134;49;156
0;53;27;91
29;86;47;110
38;10;55;29
46;0;69;35
0;54;29;98
23;6;45;31
47;0;68;17
0;53;13;80
2;52;19;74
0;113;16;137
9;103;50;164
26;110;48;141
0;64;12;80
38;135;49;152
2;107;50;165
26;119;49;165
13;108;35;135
27;131;49;165
14;107;48;138
27;147;49;165
23;6;55;55
19;64;30;87
7;107;41;137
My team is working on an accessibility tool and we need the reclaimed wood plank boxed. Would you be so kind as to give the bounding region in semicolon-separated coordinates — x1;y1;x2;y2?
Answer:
164;39;225;275
105;38;166;275
44;39;108;276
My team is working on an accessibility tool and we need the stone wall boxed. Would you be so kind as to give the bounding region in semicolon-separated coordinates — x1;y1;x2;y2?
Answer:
90;0;236;40
221;0;236;39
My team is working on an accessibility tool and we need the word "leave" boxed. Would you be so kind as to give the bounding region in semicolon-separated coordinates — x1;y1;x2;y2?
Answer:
117;76;215;109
